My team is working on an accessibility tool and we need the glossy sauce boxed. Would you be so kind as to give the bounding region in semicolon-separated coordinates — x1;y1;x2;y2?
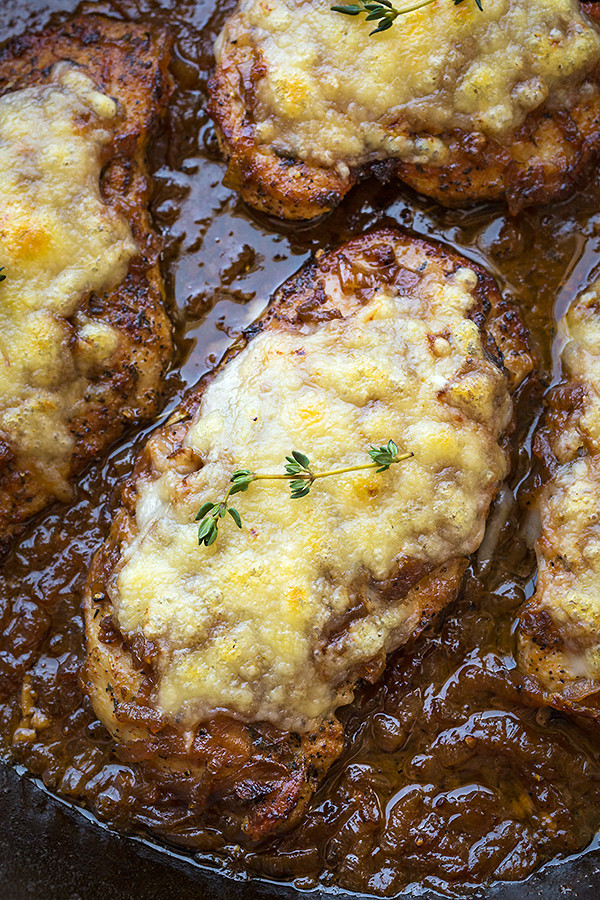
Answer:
2;0;600;895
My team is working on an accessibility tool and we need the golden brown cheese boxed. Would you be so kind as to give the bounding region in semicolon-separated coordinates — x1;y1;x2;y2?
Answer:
518;283;600;708
215;0;600;169
111;259;512;733
0;65;136;500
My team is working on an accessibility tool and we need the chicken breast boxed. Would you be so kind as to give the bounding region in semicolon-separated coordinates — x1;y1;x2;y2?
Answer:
208;0;600;219
518;282;600;717
0;16;173;548
83;230;534;840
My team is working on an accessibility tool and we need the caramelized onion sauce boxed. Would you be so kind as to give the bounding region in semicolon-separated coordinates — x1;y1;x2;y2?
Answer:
3;0;600;894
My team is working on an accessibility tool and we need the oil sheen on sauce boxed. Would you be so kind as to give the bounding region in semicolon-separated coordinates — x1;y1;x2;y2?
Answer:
2;0;600;896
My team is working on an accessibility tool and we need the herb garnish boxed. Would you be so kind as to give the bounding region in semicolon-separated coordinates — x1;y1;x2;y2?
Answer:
0;268;5;282
196;440;413;547
331;0;482;36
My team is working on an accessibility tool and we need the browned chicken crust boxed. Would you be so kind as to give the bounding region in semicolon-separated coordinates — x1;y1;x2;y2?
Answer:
0;16;173;548
208;3;600;220
83;230;535;842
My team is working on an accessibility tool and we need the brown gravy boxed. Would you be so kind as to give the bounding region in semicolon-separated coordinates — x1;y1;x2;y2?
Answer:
3;0;600;894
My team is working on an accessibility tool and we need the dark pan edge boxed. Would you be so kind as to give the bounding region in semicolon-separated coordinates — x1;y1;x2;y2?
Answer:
1;763;600;900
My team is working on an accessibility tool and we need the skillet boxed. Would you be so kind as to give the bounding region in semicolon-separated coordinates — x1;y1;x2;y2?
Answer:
3;0;600;897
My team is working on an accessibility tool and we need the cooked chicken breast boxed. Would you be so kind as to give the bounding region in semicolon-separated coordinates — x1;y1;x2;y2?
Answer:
518;282;600;717
208;0;600;219
0;16;173;548
83;230;534;840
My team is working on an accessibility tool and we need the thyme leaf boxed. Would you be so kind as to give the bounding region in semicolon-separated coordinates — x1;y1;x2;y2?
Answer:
228;507;243;528
369;439;401;472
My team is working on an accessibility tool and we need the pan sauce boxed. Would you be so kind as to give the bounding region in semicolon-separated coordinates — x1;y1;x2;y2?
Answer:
3;0;600;894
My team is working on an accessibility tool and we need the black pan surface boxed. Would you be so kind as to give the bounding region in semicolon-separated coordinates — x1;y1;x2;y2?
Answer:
2;764;600;899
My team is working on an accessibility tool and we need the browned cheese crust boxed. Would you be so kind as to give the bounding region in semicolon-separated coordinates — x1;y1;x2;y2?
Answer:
518;283;600;717
207;3;600;220
83;230;535;842
0;16;173;547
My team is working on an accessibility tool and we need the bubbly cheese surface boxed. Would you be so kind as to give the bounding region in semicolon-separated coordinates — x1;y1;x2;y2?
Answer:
217;0;600;167
114;258;512;731
0;66;136;496
535;456;600;680
530;284;600;682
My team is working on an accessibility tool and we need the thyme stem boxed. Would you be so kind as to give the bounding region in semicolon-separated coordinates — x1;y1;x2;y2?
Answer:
250;451;414;483
307;452;414;479
195;442;413;547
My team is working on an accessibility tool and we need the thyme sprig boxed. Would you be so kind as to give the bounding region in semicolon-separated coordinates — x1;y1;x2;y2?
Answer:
331;0;482;35
0;267;5;282
196;440;413;547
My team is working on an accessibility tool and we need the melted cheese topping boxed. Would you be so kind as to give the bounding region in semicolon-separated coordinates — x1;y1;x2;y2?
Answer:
530;284;600;682
0;66;136;497
216;0;600;167
113;259;512;731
